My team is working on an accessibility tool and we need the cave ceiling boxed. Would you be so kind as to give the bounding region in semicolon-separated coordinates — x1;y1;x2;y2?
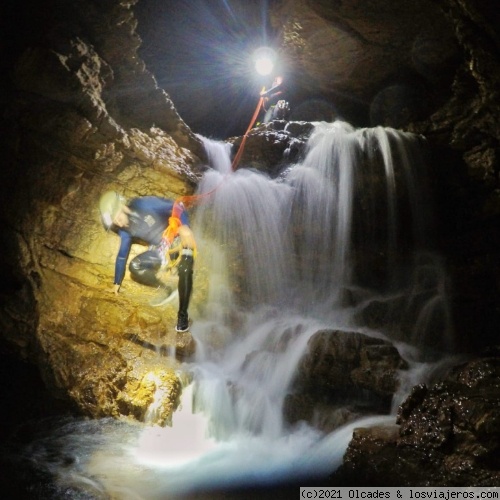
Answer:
133;0;470;136
3;0;499;140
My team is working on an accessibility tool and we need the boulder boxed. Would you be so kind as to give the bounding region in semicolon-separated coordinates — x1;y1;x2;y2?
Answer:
284;329;407;432
333;350;500;486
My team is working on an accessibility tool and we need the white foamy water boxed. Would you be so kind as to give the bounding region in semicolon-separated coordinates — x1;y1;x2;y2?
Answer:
20;122;457;499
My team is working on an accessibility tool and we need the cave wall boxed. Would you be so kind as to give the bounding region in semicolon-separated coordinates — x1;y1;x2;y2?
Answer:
0;0;207;421
265;0;500;484
270;0;460;126
411;0;500;351
269;0;500;352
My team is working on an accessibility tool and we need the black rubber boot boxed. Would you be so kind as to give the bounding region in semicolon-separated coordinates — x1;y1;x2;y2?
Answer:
176;311;190;332
176;254;193;331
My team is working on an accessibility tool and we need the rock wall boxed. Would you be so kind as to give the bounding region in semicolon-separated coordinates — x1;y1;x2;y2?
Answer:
410;0;500;352
0;0;207;423
263;0;500;483
271;0;460;125
269;0;500;352
332;349;500;486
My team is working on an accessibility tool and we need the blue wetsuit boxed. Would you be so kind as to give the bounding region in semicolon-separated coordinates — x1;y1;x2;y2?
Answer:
114;196;189;286
112;196;194;327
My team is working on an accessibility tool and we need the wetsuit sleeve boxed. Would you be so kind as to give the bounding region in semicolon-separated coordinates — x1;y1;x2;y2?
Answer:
114;230;132;285
179;204;189;226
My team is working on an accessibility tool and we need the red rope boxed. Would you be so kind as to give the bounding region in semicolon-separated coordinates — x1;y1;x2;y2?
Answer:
169;94;265;224
230;96;264;171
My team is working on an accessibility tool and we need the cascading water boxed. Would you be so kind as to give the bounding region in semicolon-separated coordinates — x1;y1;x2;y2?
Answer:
15;121;457;499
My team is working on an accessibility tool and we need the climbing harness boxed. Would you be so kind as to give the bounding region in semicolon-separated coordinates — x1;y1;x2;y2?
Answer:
156;234;182;272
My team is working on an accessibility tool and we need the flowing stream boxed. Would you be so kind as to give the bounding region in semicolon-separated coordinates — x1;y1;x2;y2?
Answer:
15;121;457;499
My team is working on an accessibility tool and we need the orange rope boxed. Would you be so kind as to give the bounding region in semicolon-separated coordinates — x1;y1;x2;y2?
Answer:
163;215;182;244
230;95;264;171
165;94;265;238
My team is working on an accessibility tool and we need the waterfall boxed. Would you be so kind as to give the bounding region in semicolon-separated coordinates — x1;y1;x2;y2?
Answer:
137;384;216;466
187;122;454;445
18;122;455;499
194;122;453;351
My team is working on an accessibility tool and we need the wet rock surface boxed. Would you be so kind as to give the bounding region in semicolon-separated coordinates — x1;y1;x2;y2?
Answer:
284;330;407;432
1;0;208;424
229;120;314;174
269;0;500;352
332;350;500;486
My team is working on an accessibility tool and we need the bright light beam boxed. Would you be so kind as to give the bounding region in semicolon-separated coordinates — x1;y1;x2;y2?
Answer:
253;47;276;76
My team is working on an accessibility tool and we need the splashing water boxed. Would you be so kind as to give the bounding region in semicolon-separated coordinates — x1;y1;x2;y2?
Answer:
18;122;456;498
